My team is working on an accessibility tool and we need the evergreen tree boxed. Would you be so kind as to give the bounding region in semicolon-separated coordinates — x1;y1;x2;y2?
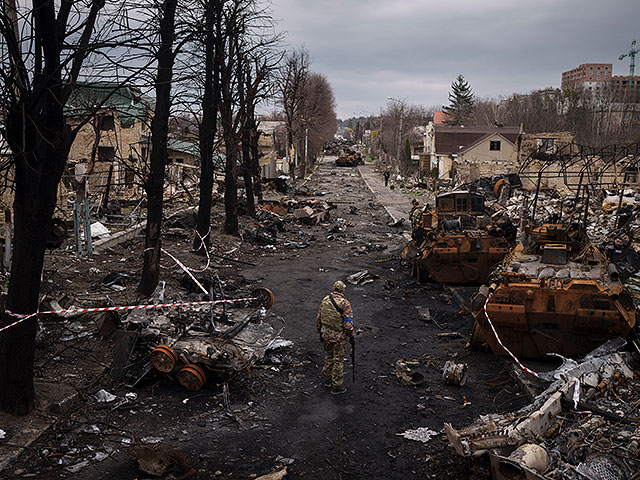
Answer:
443;75;475;126
400;138;412;176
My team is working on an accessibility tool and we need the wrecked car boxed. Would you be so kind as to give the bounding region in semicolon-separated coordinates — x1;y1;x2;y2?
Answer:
402;191;514;284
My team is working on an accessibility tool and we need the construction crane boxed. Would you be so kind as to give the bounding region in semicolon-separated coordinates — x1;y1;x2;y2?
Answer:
619;39;638;88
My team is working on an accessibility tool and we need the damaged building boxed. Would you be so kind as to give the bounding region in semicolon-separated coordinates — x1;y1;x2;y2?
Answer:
422;123;522;183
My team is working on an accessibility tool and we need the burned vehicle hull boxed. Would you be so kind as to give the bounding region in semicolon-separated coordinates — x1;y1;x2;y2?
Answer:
411;232;510;284
335;149;364;167
403;191;514;284
471;225;636;358
147;288;281;391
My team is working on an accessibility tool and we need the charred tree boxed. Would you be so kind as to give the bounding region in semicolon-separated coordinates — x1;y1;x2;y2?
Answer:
193;0;222;252
0;0;105;415
277;48;309;182
138;0;179;297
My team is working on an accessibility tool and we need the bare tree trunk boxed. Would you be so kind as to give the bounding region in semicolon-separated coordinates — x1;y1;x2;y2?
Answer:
193;0;222;252
242;124;256;217
139;0;178;297
223;142;239;235
0;0;94;415
0;121;71;415
249;116;263;203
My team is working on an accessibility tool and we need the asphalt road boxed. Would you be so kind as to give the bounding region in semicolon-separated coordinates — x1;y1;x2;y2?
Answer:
6;157;526;480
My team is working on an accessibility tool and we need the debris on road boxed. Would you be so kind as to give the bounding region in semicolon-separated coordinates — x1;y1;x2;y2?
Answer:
132;446;195;478
445;339;640;479
395;359;426;386
396;427;439;443
441;360;468;386
256;467;288;480
346;270;378;285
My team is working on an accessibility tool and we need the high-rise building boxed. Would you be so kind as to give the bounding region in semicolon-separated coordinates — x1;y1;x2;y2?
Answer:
561;63;639;96
561;63;613;90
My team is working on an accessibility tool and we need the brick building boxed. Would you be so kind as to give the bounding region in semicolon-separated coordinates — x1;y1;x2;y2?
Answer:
561;63;639;97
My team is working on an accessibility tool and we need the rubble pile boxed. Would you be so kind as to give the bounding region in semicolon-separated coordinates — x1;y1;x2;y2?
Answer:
446;340;640;480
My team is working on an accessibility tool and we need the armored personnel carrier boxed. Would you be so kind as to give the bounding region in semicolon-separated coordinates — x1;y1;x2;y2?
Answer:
402;191;514;284
470;223;636;358
335;149;364;167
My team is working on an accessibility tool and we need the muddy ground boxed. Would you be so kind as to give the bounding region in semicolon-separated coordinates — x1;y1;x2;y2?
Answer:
3;157;530;479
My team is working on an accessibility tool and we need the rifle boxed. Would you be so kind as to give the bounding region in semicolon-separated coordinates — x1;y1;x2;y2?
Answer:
350;336;355;383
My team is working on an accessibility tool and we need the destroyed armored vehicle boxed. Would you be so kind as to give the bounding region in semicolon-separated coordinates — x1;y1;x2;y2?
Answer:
471;223;637;358
335;149;364;167
118;287;285;391
402;191;514;284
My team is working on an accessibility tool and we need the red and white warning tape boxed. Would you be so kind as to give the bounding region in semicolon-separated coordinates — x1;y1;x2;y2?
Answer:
161;248;208;295
483;295;540;378
0;297;257;334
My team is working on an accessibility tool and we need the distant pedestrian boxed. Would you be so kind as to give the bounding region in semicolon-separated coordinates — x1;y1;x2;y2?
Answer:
316;281;354;395
383;170;390;187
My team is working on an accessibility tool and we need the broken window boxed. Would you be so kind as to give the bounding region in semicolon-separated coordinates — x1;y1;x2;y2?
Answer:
455;196;468;212
537;138;556;153
98;146;115;162
489;140;501;151
99;115;115;131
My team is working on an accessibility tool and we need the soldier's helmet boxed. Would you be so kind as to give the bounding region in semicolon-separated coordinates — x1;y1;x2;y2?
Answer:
333;281;346;292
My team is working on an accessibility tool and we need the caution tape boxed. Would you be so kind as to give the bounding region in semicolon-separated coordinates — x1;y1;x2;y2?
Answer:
161;248;208;295
484;297;593;414
483;295;540;378
1;297;258;334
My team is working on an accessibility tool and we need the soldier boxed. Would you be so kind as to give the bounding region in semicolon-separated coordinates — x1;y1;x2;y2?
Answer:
316;280;354;395
409;199;422;227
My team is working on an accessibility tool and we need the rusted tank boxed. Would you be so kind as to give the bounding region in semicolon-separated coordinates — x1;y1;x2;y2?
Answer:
471;224;636;358
402;191;514;284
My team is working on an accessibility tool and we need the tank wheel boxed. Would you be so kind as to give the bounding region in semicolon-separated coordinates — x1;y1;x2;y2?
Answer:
150;345;178;373
470;321;489;351
251;287;275;309
177;364;207;391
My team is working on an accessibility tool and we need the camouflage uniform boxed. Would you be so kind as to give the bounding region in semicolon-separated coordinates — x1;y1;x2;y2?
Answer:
316;289;354;388
409;202;423;228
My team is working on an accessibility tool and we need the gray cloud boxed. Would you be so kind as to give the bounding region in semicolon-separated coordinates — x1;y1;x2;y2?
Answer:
270;0;640;118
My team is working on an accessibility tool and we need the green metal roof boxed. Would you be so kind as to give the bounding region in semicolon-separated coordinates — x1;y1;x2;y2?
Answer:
65;83;153;128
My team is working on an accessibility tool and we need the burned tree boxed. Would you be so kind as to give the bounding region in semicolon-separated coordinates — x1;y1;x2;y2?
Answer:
218;0;280;235
277;48;309;181
192;0;223;252
138;0;180;296
0;0;116;414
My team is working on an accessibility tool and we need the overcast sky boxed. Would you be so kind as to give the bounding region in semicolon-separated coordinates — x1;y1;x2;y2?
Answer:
269;0;639;119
